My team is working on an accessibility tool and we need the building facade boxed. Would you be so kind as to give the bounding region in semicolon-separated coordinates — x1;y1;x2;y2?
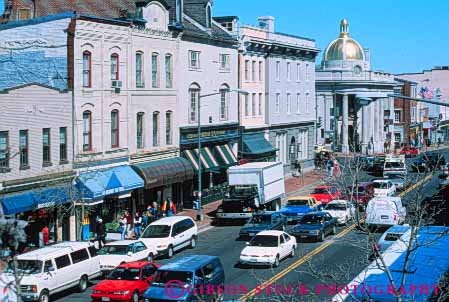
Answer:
393;79;418;149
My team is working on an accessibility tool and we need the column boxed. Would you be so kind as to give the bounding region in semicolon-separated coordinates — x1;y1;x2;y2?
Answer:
369;100;375;154
342;94;349;153
373;100;379;152
361;104;369;154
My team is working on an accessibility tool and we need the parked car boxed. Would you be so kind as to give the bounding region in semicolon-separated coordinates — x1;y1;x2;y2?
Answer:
372;154;387;176
238;212;286;239
383;155;407;177
365;197;406;229
373;179;396;197
442;163;449;176
290;212;338;242
310;186;341;205
376;224;411;253
355;155;375;171
139;216;197;258
410;157;428;172
97;241;156;276
384;173;407;191
278;196;323;224
239;231;297;267
91;261;160;302
399;146;419;157
143;255;225;302
346;182;375;208
412;153;447;172
2;242;100;302
323;200;355;225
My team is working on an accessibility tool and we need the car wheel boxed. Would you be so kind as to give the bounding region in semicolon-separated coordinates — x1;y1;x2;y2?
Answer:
190;236;197;249
319;232;325;242
290;246;296;258
39;290;50;302
78;275;88;292
147;252;154;262
332;226;337;235
132;290;139;302
273;255;280;268
167;245;174;258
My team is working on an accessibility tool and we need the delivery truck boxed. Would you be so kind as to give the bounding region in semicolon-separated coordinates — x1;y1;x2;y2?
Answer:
216;162;285;223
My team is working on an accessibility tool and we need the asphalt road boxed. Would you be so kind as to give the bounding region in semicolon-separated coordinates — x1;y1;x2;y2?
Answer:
55;151;447;302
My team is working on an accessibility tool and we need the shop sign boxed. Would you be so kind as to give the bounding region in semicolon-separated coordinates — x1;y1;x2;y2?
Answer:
180;126;239;144
103;186;125;196
37;201;56;209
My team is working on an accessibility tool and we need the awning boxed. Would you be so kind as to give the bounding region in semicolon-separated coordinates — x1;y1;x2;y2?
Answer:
182;147;220;172
132;157;194;189
214;144;238;167
76;165;144;200
242;133;278;155
1;185;74;215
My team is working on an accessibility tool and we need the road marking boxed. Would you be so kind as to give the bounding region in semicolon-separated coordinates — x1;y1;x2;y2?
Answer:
399;174;432;197
198;225;214;234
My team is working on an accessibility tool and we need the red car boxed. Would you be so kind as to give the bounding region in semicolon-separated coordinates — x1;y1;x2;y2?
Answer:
310;186;341;205
346;182;374;207
91;261;160;302
399;146;419;157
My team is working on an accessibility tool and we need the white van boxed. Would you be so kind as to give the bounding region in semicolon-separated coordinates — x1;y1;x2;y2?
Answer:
2;242;100;302
383;155;407;177
139;216;198;258
365;197;406;228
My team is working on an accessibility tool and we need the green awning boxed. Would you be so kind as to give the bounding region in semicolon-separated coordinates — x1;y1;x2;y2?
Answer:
182;147;220;172
242;133;278;155
214;144;238;167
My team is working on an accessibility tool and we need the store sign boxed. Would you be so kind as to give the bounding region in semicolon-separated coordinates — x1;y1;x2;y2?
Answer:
185;130;226;140
37;201;56;209
104;186;125;196
180;126;239;144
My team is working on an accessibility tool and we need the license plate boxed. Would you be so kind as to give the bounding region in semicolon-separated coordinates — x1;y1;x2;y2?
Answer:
102;298;110;302
250;258;258;262
381;215;389;219
301;235;308;238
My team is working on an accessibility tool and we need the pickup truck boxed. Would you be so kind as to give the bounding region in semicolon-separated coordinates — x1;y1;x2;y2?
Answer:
278;196;323;224
238;211;286;239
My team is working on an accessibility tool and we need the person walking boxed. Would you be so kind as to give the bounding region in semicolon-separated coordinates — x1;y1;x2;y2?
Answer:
133;212;142;238
142;205;152;227
96;219;106;249
326;156;334;178
118;215;127;240
41;224;49;247
162;197;176;217
151;201;159;220
124;211;132;239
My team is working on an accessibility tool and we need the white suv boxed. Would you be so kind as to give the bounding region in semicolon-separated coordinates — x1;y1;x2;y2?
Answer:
139;216;198;258
2;242;100;302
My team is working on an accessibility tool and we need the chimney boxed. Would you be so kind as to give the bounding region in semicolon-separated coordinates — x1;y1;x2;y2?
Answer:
176;0;183;25
258;16;274;32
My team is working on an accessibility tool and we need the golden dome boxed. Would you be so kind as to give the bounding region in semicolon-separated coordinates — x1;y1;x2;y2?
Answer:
324;19;364;61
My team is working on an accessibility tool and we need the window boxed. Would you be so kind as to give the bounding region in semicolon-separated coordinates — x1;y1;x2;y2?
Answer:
166;111;173;145
111;53;119;80
394;133;401;143
19;130;28;168
137;112;145;149
136;52;144;88
296;63;301;81
142;265;157;279
42;128;51;165
384;110;391;117
82;51;92;88
205;4;212;28
220;86;229;120
153;111;160;147
88;246;97;257
245;60;249;81
244;94;249;117
55;255;71;269
298;130;309;160
59;127;67;163
252;61;256;81
258;61;263;81
18;9;31;20
219;54;230;70
152;53;159;88
70;249;89;264
275;93;281;113
82;111;92;151
296;93;301;114
306;63;310;81
0;131;8;170
44;260;54;273
306;93;310;114
111;110;119;148
394;110;401;123
189;51;200;69
258;93;263;116
189;84;200;123
165;54;173;88
251;93;256;117
286;93;291;114
287;62;291;81
276;61;280;80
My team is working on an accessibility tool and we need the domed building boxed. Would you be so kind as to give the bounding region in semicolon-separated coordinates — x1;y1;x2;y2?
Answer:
316;19;397;154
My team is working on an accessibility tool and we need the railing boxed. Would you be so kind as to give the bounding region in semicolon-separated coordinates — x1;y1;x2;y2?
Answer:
201;182;229;205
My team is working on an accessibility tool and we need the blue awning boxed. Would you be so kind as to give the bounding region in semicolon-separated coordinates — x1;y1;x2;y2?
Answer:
242;133;278;155
76;165;144;200
1;185;74;215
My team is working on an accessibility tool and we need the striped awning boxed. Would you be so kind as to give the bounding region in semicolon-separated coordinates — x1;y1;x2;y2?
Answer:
214;144;238;167
182;147;220;172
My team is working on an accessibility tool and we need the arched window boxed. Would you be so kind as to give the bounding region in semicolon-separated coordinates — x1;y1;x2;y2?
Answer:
82;111;92;151
151;52;159;88
153;111;160;147
165;54;173;88
111;53;119;80
136;112;145;149
220;84;229;120
205;3;212;28
111;110;119;148
166;111;173;145
189;83;200;123
136;52;144;88
82;51;92;88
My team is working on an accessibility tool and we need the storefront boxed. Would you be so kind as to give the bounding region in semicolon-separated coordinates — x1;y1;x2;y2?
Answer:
240;132;277;163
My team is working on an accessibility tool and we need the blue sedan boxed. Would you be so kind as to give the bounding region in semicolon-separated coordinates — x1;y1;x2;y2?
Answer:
289;211;338;242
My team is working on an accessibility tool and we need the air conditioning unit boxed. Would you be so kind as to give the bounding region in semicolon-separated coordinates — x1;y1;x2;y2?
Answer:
111;80;122;88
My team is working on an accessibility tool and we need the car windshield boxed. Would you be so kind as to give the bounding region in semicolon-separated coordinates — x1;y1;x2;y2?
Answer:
229;186;256;196
349;186;366;195
153;270;193;286
385;162;404;169
249;215;271;224
98;245;130;255
6;260;42;274
374;182;388;189
300;215;323;224
325;204;347;211
386;174;404;180
107;268;141;280
141;225;171;238
384;233;403;241
249;235;278;247
287;199;309;206
313;188;330;194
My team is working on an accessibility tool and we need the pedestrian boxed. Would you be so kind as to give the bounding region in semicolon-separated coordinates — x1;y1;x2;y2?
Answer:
142;205;152;227
118;215;127;240
326;156;334;178
124;211;132;238
162;197;176;217
151;202;159;220
96;218;106;249
133;212;142;238
41;224;49;246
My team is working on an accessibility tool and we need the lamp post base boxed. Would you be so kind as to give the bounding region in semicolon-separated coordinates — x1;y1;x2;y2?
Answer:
196;212;203;221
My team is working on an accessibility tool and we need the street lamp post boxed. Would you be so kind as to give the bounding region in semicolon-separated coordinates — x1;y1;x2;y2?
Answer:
195;88;248;221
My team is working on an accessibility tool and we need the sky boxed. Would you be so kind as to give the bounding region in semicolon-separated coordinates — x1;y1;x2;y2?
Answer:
0;0;448;73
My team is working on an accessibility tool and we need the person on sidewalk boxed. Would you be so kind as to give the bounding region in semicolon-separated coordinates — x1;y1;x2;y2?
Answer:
96;219;106;249
326;157;334;178
133;212;142;238
118;215;127;240
151;202;159;220
124;211;132;239
162;197;176;217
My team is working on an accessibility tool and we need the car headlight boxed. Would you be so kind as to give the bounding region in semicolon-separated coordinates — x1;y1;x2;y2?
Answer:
113;290;130;295
311;230;320;235
157;244;168;249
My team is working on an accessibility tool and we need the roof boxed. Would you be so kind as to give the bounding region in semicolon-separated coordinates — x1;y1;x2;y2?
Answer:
303;211;327;217
256;230;284;236
327;200;349;204
287;195;312;200
18;241;93;260
105;240;140;246
314;185;335;189
118;261;157;269
150;215;193;226
385;224;410;234
158;255;218;271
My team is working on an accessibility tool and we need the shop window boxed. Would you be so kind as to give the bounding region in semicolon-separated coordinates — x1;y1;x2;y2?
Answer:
70;249;89;264
55;255;71;269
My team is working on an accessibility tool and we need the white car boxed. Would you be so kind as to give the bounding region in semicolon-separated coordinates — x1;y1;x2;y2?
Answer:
239;230;296;267
373;179;396;197
139;216;197;258
97;240;156;275
323;200;355;225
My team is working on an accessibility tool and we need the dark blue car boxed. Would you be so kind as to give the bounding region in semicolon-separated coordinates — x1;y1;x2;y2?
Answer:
144;255;225;302
238;211;286;239
289;211;338;242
